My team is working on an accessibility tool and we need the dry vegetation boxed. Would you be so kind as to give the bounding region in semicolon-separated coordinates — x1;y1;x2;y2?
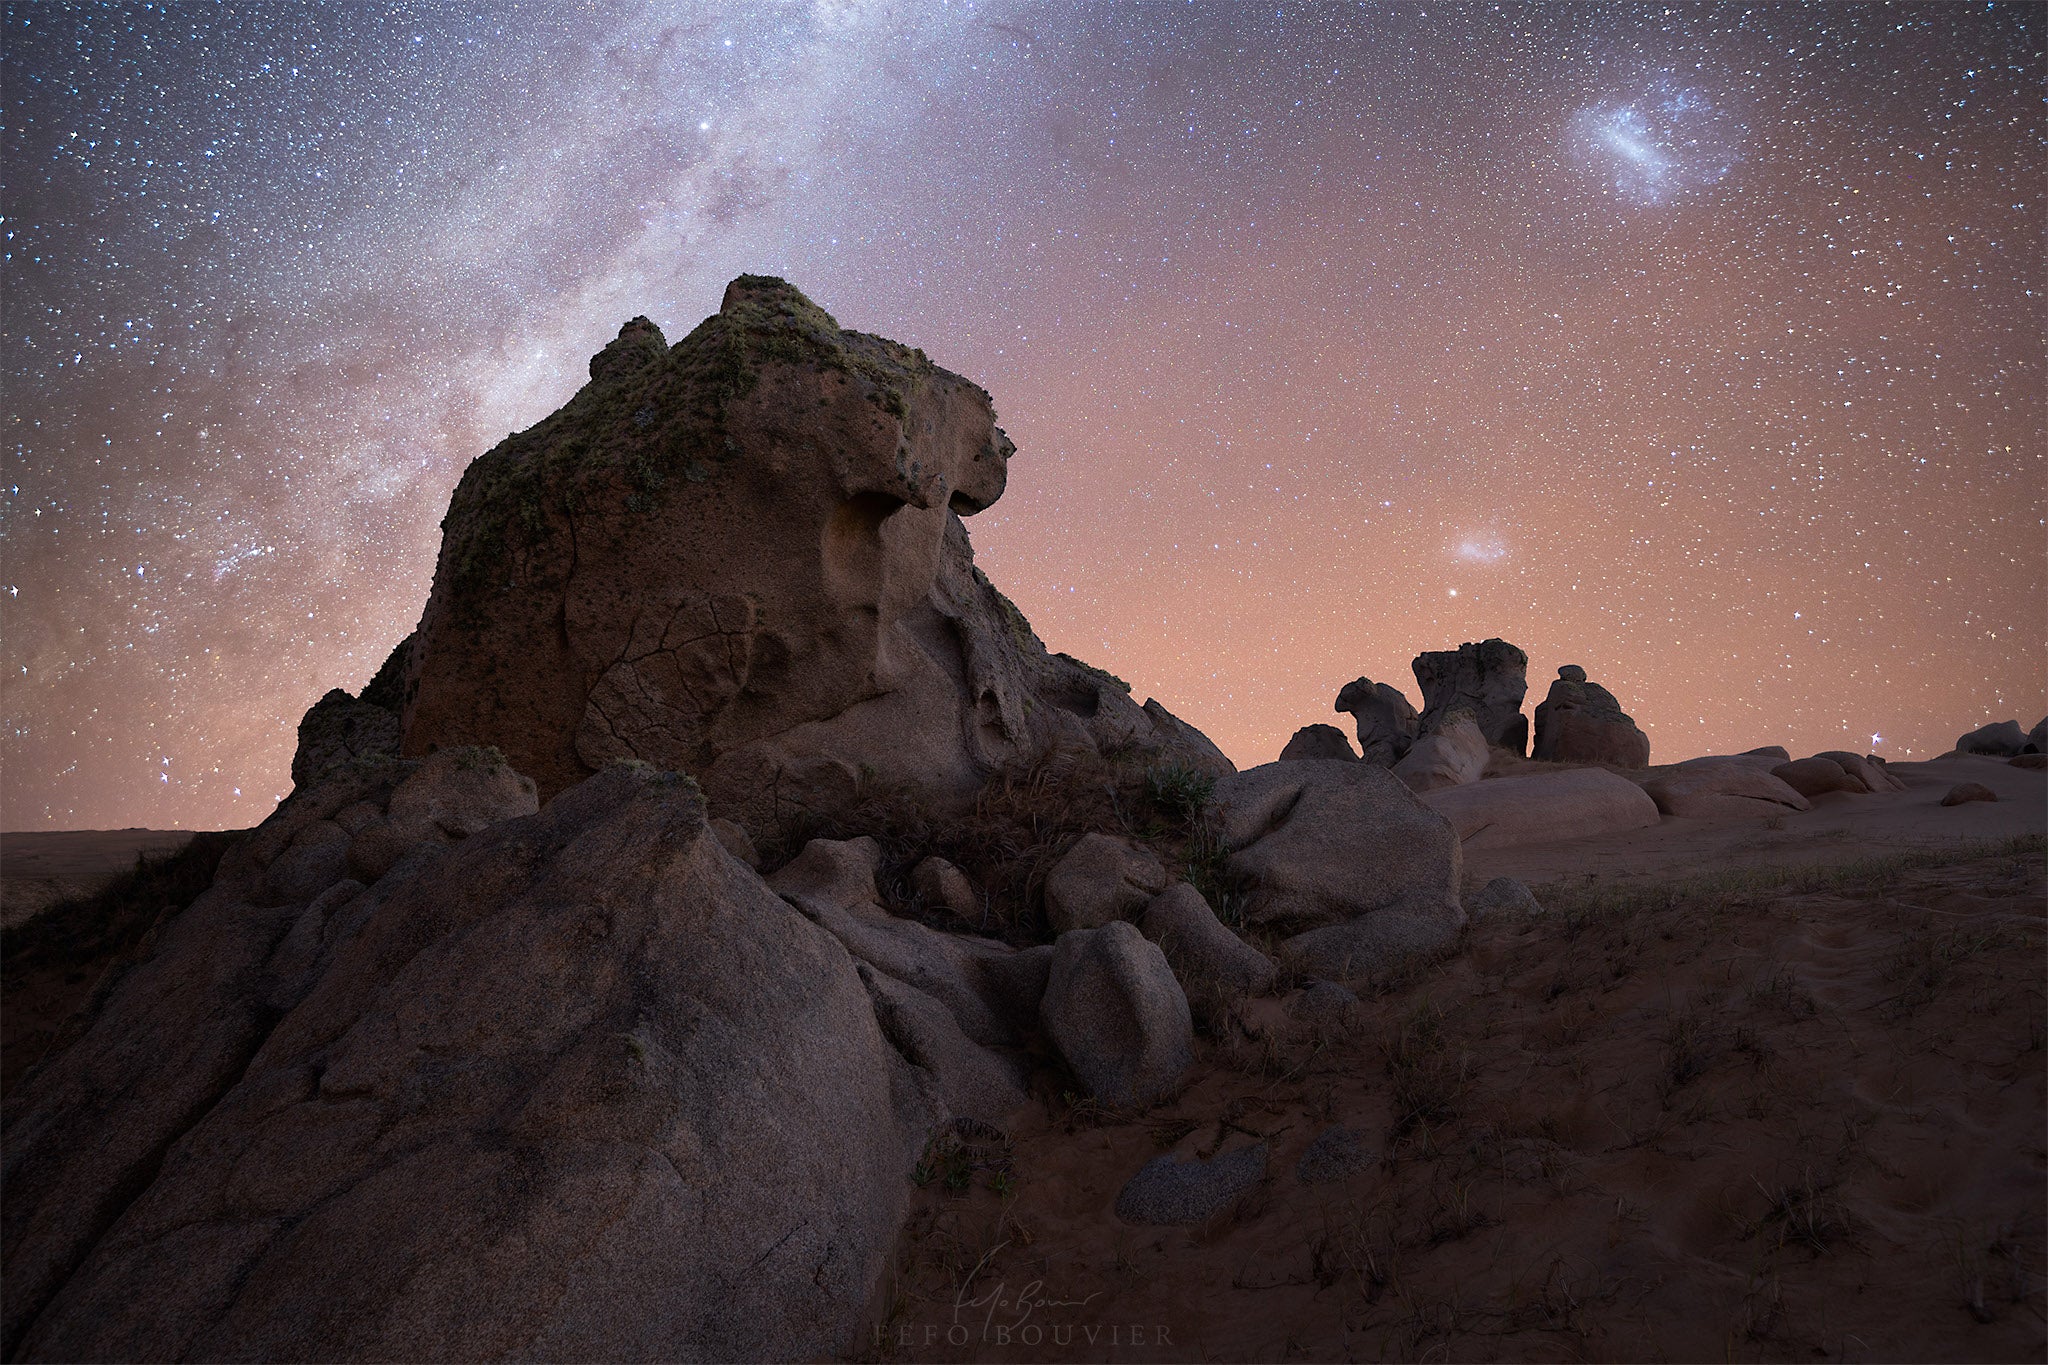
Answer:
863;836;2047;1363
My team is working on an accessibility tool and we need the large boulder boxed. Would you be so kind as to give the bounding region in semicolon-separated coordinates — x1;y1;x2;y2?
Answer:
1957;720;2028;757
1137;883;1276;997
1043;833;1168;935
1530;665;1650;768
1811;751;1906;794
289;688;401;789
1771;756;1865;799
1641;759;1811;819
1040;922;1194;1109
8;764;935;1361
399;278;1229;835
1208;761;1462;933
2030;718;2047;754
1333;677;1419;765
1411;639;1528;755
1279;723;1358;763
1421;767;1660;848
1391;712;1489;794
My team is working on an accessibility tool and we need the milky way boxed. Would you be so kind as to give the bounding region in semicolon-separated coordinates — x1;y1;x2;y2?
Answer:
4;2;2041;830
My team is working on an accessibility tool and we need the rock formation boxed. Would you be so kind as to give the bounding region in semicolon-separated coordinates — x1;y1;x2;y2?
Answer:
1957;719;2029;757
1205;760;1464;980
1422;766;1661;848
1333;677;1420;764
1531;664;1651;768
392;277;1228;834
1411;639;1529;755
1279;722;1358;762
1391;711;1490;793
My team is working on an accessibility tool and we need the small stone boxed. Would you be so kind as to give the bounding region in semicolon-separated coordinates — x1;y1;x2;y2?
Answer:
1114;1145;1268;1225
1464;875;1543;921
1286;980;1359;1022
1295;1126;1372;1185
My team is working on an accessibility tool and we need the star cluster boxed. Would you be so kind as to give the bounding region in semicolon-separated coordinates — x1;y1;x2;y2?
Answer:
4;1;2041;830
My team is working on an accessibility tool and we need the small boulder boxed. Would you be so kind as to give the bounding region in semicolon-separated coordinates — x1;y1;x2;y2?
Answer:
1279;724;1358;763
1334;678;1420;765
1811;751;1907;795
767;836;885;913
1957;720;2028;757
1422;767;1660;848
1391;713;1489;794
1464;875;1543;921
1041;921;1193;1108
1412;638;1530;755
1642;760;1811;819
1137;883;1276;996
1940;782;1998;807
1295;1126;1372;1185
1115;1145;1268;1225
1772;757;1863;799
1531;667;1650;768
910;855;981;920
1044;833;1168;934
1208;761;1462;932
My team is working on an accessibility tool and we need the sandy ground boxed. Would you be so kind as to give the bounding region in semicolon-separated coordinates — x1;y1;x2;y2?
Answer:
869;756;2046;1364
0;828;199;930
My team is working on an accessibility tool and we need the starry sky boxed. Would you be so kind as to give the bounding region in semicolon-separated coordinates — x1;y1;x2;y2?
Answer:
4;1;2041;831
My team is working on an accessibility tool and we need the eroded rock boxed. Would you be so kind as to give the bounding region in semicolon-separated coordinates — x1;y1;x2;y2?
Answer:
1531;666;1650;768
1041;922;1193;1109
1411;639;1528;755
1044;833;1167;935
1334;678;1420;765
1279;723;1358;763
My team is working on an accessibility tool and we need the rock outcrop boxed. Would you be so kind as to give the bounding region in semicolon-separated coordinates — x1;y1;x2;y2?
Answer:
1391;711;1490;794
1044;833;1168;935
1137;883;1276;997
1279;723;1358;762
1772;756;1865;799
1422;767;1660;849
6;763;944;1362
1641;759;1811;819
1333;677;1420;765
1957;720;2029;757
1206;760;1463;981
289;688;402;789
394;277;1228;836
1531;665;1650;768
1411;639;1529;755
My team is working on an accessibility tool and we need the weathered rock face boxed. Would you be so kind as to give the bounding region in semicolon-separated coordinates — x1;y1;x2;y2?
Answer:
397;277;1228;834
1411;639;1528;755
1641;759;1811;819
1391;712;1490;794
8;763;944;1362
1421;767;1661;849
1957;720;2028;757
289;688;401;788
1279;723;1358;763
1531;666;1650;768
1043;832;1168;935
1333;678;1419;765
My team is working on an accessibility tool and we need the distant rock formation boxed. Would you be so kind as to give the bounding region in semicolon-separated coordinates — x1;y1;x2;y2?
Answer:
1279;723;1358;762
1957;719;2030;757
1531;665;1651;768
390;277;1229;834
1412;639;1528;755
1333;677;1419;765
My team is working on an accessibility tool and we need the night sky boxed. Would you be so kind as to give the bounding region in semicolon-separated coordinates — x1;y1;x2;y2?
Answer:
4;2;2041;832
